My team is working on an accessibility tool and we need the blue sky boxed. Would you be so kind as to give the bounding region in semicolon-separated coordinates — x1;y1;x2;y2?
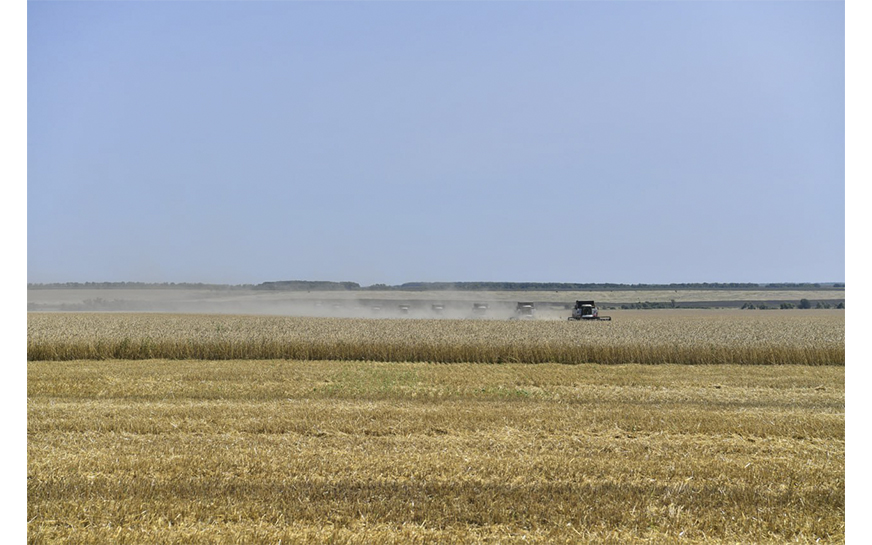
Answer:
26;1;845;285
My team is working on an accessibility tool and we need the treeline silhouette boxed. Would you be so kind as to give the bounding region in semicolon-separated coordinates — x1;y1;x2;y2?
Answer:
28;282;254;290
30;281;844;291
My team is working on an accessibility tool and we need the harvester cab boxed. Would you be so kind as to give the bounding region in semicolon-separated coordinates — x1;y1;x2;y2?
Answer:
569;300;611;321
511;302;535;320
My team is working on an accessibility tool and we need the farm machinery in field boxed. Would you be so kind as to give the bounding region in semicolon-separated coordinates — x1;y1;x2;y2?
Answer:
472;302;489;316
509;302;536;320
568;300;611;321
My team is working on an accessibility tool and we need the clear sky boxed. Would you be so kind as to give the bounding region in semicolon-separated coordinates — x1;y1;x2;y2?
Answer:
26;0;845;286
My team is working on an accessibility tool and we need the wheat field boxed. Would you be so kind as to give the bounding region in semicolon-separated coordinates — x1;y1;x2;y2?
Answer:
28;311;845;544
27;311;844;365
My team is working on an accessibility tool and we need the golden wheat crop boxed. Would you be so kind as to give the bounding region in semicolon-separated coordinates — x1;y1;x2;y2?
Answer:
28;311;844;365
28;360;844;544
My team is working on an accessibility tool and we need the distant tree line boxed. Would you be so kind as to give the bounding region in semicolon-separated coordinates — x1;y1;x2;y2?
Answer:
29;281;846;291
390;282;770;291
254;281;361;291
373;282;845;291
763;283;842;289
27;282;254;290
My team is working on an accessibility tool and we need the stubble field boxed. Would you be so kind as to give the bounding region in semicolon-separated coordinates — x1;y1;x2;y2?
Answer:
27;311;845;544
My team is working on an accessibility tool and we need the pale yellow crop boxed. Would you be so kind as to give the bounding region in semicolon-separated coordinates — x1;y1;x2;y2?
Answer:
27;311;844;365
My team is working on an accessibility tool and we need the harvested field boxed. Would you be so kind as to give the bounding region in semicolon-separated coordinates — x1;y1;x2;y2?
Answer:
28;311;845;365
28;360;844;544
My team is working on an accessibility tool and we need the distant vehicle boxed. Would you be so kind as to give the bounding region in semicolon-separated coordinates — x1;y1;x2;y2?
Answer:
568;300;611;321
510;302;535;320
472;303;488;315
398;304;411;315
431;304;445;314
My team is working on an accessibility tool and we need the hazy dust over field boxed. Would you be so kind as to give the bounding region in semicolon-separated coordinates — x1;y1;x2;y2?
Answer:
28;360;844;544
26;287;846;317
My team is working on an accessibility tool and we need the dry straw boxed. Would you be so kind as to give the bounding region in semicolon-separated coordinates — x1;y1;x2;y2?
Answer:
28;360;845;544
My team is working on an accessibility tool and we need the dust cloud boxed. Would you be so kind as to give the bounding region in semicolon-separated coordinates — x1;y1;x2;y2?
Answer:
26;288;577;321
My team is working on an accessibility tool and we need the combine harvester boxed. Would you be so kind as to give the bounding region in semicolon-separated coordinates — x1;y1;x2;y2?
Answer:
509;302;536;320
568;300;612;321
